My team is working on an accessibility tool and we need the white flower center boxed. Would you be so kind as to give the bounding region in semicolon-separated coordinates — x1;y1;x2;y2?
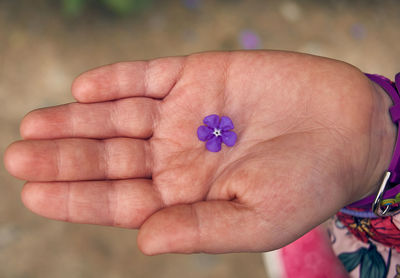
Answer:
213;128;222;137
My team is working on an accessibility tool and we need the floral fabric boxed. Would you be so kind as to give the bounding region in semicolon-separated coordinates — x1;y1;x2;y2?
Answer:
329;212;400;278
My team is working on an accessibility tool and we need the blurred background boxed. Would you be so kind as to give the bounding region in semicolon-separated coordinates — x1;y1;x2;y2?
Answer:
1;0;400;277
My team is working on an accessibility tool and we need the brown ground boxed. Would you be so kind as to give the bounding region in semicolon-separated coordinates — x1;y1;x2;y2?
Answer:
1;0;400;277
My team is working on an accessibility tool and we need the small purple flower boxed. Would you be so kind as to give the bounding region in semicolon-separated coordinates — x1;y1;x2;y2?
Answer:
197;114;237;152
182;0;201;10
350;23;367;40
239;30;261;50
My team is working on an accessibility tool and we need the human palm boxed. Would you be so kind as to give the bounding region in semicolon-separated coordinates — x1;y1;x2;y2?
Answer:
4;51;394;254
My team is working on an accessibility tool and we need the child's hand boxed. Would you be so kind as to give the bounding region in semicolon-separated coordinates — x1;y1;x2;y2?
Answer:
4;51;396;254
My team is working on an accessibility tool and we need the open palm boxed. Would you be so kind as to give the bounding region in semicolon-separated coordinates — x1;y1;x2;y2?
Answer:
4;51;393;254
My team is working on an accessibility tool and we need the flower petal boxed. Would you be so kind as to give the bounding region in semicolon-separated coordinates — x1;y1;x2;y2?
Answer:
203;114;220;128
206;136;222;152
219;116;234;131
221;131;237;147
197;126;213;141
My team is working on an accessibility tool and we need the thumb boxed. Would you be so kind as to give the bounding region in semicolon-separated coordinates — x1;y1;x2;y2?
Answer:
137;200;276;255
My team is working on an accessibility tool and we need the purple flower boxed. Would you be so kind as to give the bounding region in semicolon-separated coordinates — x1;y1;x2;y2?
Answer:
182;0;201;10
197;114;237;152
350;23;367;40
239;30;261;50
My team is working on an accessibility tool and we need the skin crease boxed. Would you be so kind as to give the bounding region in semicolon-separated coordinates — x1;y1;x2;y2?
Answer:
3;50;397;255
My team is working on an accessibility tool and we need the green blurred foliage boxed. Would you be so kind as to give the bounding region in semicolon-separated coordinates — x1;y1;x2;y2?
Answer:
101;0;152;15
62;0;86;17
61;0;153;17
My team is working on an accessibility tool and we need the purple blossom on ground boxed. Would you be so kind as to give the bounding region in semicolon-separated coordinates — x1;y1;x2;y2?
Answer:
197;114;237;152
239;29;261;50
350;23;367;40
182;0;201;10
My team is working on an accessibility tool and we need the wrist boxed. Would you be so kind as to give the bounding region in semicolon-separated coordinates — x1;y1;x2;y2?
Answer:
355;78;397;201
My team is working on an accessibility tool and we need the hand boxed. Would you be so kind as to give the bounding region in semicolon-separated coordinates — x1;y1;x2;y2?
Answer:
4;51;396;254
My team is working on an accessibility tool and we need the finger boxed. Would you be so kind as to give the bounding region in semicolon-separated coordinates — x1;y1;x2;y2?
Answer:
4;138;151;181
21;179;163;228
72;57;185;103
20;98;159;140
137;201;272;255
